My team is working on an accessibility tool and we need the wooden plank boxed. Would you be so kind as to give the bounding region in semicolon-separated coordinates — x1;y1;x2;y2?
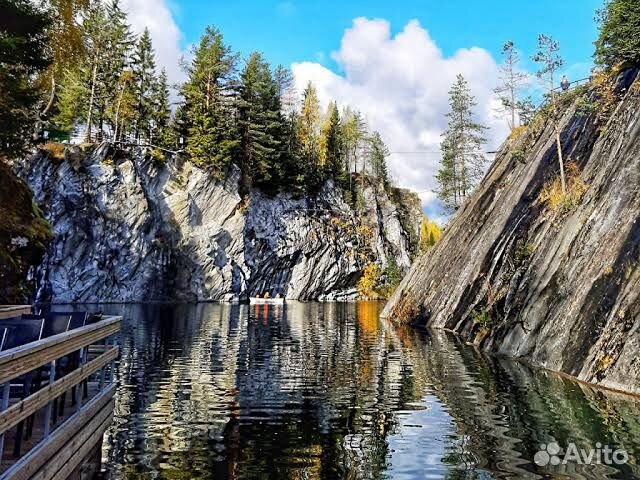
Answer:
0;346;118;435
0;318;120;385
43;412;112;480
0;307;31;321
0;316;121;364
0;384;116;480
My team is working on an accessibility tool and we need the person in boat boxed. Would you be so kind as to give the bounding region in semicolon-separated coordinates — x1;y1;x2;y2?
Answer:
560;75;570;91
264;292;270;299
275;293;282;299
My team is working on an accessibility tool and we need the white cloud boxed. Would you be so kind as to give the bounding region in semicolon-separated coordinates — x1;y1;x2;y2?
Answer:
120;0;186;87
292;18;511;218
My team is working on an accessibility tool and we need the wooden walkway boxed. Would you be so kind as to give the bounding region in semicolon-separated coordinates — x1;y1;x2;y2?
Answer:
0;314;121;480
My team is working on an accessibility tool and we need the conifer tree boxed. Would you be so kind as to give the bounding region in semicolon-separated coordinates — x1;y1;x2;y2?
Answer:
342;108;366;176
595;0;640;68
367;131;390;185
532;34;566;195
298;82;322;186
151;68;171;147
494;41;529;129
436;74;488;210
237;52;284;192
131;28;157;141
0;0;50;155
182;26;239;174
321;102;346;183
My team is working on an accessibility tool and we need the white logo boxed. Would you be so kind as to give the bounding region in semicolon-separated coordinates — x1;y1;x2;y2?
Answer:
534;442;628;466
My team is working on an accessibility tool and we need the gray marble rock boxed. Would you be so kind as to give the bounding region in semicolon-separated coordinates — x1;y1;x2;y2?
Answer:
19;146;422;303
382;68;640;394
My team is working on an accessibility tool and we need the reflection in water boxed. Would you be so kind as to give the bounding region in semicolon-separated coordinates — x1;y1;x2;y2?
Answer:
89;302;640;479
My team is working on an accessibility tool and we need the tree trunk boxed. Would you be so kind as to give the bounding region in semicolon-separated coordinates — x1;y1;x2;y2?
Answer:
41;76;57;117
85;61;98;142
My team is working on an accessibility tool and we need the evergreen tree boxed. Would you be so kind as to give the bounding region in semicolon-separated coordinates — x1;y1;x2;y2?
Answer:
494;41;529;129
342;107;367;176
595;0;640;68
55;0;132;141
182;26;239;174
321;102;346;184
298;82;322;186
367;131;390;185
151;68;171;147
436;74;488;210
532;34;566;195
237;52;284;192
131;28;156;141
273;64;296;113
0;0;50;155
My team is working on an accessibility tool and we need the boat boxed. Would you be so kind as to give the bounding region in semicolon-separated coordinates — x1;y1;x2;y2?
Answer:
249;297;285;305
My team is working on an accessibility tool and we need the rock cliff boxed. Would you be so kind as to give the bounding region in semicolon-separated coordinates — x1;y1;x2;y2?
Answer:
18;145;422;303
382;68;640;394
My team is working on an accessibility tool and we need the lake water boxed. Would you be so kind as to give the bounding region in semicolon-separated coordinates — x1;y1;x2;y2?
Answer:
86;302;640;479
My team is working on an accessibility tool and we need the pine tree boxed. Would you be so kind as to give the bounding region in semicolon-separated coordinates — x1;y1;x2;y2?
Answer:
436;74;488;210
182;26;239;174
237;52;284;192
131;28;157;142
298;82;322;186
0;0;50;155
320;102;346;184
595;0;640;68
494;41;529;129
342;108;367;176
367;131;390;185
151;68;171;147
55;0;132;141
532;34;566;195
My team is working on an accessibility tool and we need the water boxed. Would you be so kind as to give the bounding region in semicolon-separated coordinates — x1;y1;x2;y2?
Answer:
84;302;640;479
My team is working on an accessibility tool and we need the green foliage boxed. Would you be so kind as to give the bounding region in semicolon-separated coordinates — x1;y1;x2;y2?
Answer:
514;241;535;267
471;306;494;330
131;28;157;140
237;52;286;193
182;26;239;173
595;0;640;68
511;150;526;163
436;74;488;211
0;0;50;156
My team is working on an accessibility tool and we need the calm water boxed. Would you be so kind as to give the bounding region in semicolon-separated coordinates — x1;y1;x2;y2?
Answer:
83;302;640;479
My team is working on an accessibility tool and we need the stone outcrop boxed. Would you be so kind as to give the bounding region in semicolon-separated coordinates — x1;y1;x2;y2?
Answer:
18;145;422;303
382;68;640;394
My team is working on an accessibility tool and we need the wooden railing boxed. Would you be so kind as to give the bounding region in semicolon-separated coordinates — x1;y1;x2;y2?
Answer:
0;308;31;321
0;316;121;480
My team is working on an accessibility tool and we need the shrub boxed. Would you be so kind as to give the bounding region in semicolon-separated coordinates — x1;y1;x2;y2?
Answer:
357;263;382;299
471;306;493;330
511;150;526;163
539;162;588;214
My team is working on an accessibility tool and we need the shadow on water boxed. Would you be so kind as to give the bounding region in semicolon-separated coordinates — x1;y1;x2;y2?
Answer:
73;302;640;479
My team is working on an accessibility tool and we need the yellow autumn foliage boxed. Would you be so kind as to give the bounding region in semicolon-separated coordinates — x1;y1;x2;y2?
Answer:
357;263;382;299
419;217;442;252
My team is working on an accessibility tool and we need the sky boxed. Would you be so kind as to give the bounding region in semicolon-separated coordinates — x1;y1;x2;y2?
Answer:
120;0;602;221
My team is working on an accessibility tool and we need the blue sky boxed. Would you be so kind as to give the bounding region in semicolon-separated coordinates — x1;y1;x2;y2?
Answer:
169;0;601;79
128;0;603;220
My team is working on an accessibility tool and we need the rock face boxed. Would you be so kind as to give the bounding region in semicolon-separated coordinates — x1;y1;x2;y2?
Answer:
18;145;422;303
383;68;640;394
0;162;52;303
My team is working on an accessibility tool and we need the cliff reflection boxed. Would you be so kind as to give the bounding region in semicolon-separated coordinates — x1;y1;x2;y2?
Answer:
96;303;640;480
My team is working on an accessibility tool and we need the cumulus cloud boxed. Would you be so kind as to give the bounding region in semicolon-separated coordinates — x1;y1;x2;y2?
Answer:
292;18;511;221
120;0;186;86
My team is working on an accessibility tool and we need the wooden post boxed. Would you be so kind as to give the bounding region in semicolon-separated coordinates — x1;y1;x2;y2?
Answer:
0;382;9;460
43;360;56;437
